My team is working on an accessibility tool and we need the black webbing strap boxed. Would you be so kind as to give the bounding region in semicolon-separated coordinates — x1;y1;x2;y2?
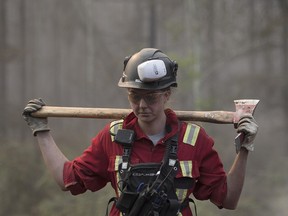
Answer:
116;129;134;184
105;197;117;216
122;132;179;216
158;134;179;215
153;133;179;192
180;198;197;216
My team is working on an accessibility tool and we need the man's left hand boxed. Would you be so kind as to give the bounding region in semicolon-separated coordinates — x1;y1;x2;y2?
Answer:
236;114;258;152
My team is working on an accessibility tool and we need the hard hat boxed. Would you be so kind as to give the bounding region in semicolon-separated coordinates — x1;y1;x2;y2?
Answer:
118;48;178;90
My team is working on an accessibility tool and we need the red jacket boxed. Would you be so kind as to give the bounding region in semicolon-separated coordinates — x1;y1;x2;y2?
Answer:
63;109;227;216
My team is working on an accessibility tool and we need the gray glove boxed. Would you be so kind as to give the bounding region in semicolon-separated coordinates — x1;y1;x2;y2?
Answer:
235;114;258;153
23;98;50;136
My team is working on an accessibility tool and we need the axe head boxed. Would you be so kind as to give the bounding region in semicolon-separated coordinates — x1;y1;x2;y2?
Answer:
233;99;260;123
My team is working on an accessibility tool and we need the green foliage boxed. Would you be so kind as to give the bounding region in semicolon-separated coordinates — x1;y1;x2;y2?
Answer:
174;53;200;88
0;140;115;216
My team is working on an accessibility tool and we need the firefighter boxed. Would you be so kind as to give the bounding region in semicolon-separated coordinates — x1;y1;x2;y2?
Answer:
23;48;258;216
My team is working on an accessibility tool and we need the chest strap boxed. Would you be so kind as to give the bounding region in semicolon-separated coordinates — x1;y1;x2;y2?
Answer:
115;130;180;216
128;134;180;216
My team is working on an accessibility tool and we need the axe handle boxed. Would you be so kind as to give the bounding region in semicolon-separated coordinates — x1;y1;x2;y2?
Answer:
31;106;235;124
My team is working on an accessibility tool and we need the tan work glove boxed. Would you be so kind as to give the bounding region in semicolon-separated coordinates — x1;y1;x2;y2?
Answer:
235;114;258;153
23;98;50;136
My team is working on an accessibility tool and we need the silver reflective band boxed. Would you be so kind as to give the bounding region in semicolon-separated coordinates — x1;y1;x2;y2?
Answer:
137;59;167;82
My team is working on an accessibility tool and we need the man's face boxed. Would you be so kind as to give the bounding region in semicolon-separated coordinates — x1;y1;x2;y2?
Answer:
128;89;170;123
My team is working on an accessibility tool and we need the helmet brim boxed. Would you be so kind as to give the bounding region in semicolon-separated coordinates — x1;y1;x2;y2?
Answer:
118;78;177;90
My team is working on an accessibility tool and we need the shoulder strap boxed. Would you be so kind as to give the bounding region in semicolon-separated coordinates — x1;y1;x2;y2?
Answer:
105;197;117;216
116;129;135;173
129;133;180;216
154;132;179;189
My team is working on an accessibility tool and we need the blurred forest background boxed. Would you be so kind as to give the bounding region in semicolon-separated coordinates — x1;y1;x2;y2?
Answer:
0;0;287;215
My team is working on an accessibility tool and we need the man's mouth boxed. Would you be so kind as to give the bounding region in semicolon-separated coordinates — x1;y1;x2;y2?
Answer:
138;112;151;116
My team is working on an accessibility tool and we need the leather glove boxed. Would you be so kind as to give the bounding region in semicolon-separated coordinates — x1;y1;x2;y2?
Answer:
23;98;50;136
235;114;258;153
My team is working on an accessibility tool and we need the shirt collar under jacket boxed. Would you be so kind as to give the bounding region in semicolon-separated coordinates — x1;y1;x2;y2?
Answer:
123;108;179;142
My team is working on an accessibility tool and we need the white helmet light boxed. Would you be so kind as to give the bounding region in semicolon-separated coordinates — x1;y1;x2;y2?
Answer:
137;59;167;82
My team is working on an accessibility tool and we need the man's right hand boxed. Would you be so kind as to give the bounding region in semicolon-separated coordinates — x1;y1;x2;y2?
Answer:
23;98;50;136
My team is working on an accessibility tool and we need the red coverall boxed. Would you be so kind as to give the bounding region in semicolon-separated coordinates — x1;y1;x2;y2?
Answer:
63;109;227;216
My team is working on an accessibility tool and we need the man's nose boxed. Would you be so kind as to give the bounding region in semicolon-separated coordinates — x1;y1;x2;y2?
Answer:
139;98;148;107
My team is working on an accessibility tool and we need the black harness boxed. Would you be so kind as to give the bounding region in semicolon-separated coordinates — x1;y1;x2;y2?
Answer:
106;127;197;216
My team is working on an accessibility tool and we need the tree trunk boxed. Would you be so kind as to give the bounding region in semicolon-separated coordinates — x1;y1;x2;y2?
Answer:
206;1;216;106
249;0;256;91
278;0;288;151
0;0;6;141
149;0;157;47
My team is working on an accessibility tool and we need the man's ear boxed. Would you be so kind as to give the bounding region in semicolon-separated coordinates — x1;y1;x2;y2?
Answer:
164;90;171;102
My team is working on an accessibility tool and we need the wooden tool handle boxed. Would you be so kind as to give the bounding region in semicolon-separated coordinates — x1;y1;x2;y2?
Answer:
32;106;235;124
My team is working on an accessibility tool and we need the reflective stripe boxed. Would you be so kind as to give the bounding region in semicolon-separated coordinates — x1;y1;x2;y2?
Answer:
115;155;122;197
183;123;200;146
110;120;124;142
176;188;188;202
180;161;192;177
115;155;122;171
177;161;192;207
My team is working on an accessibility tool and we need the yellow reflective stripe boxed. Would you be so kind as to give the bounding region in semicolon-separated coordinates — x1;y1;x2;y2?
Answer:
178;161;191;203
115;155;122;197
110;120;124;142
183;123;200;146
176;188;188;202
180;161;192;177
115;155;122;171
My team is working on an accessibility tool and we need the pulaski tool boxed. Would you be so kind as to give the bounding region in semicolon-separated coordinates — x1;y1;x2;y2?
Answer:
32;99;259;151
32;99;259;123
